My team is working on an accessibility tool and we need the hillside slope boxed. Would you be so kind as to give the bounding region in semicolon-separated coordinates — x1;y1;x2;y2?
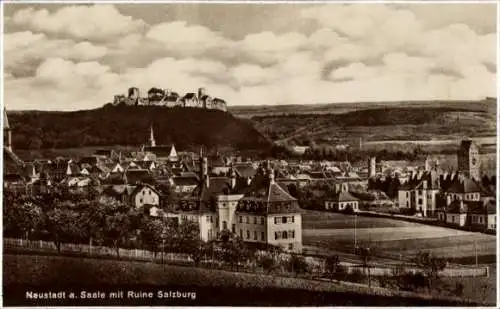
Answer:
8;106;271;151
250;106;496;144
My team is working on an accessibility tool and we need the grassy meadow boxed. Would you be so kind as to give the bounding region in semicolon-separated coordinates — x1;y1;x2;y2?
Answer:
302;210;496;263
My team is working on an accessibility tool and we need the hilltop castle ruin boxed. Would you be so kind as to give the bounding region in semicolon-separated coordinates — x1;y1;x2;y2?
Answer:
112;87;227;112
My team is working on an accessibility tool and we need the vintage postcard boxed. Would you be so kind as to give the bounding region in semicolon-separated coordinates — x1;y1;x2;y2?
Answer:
2;1;497;307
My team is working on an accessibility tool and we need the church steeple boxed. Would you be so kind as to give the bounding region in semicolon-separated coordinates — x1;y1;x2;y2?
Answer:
149;124;156;147
4;108;12;151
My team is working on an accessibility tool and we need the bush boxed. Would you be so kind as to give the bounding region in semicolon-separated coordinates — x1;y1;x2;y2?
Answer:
453;282;465;297
346;268;365;283
400;208;416;216
285;254;309;277
257;254;277;274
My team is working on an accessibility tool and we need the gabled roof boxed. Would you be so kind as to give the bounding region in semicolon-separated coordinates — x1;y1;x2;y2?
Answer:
102;184;137;197
171;176;199;187
468;200;496;215
124;169;153;184
239;174;295;202
183;93;197;100
189;177;234;202
213;97;226;104
447;178;481;193
233;163;256;178
329;191;359;202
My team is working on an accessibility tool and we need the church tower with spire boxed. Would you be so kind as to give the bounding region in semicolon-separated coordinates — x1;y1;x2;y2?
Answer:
4;108;12;152
149;124;156;147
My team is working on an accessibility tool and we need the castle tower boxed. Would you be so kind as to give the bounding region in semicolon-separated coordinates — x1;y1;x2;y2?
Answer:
149;125;156;147
457;139;480;181
198;87;207;98
4;108;12;151
368;157;376;178
424;156;431;172
128;87;140;105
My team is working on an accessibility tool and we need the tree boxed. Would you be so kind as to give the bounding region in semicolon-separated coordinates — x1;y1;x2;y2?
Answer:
103;210;133;258
414;251;447;289
257;253;278;274
357;246;373;287
4;197;44;239
45;207;83;252
139;216;166;258
220;235;248;271
173;219;204;265
325;254;340;281
78;201;107;251
286;254;309;277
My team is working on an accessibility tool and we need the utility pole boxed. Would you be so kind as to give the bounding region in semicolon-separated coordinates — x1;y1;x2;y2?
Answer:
354;213;357;253
474;240;478;267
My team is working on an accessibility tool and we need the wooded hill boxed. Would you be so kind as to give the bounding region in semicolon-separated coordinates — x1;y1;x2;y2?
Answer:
8;105;271;152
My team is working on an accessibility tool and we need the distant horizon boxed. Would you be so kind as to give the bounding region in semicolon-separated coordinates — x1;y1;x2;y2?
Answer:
4;3;497;111
5;97;496;113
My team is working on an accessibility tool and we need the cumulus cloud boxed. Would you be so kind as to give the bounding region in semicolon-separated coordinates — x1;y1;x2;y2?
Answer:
5;31;108;77
4;3;497;110
11;5;146;40
146;21;231;56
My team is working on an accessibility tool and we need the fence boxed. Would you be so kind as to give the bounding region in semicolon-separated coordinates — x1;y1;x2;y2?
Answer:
4;238;192;264
4;238;489;278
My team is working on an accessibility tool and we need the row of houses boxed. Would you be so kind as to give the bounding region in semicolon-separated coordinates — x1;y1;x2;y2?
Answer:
112;87;227;112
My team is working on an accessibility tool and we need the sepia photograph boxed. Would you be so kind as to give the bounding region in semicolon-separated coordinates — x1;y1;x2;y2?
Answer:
2;1;498;307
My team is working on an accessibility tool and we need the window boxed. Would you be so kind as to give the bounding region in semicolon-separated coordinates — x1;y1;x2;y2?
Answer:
418;199;423;205
208;229;212;240
139;198;143;204
246;216;249;224
216;220;219;228
282;216;287;224
239;216;242;223
406;192;409;198
288;243;293;250
149;190;151;195
283;231;288;239
291;230;295;239
261;217;265;225
254;231;257;240
261;232;265;241
232;224;236;233
254;217;257;224
240;229;243;238
206;215;210;222
223;221;227;230
275;217;282;224
247;230;250;239
290;216;295;223
275;232;279;240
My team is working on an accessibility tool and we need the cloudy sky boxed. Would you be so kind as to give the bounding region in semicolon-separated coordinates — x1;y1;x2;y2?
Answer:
3;3;497;111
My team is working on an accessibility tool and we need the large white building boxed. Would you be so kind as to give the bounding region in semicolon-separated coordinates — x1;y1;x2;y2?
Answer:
166;157;303;252
397;170;440;217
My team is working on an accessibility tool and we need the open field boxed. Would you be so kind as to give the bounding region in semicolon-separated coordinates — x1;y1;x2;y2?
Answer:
229;100;495;118
246;103;496;149
3;253;486;306
302;210;497;304
302;210;497;262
